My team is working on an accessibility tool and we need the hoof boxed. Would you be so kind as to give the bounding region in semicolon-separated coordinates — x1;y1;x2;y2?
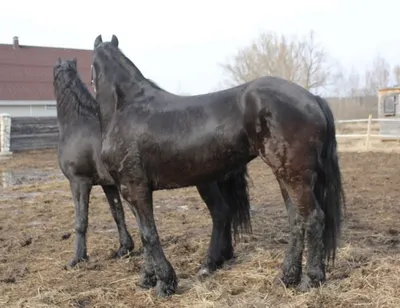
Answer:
155;279;178;297
112;244;134;259
139;272;157;289
273;273;285;287
296;274;324;292
63;256;88;270
197;256;218;280
196;267;213;280
273;272;300;288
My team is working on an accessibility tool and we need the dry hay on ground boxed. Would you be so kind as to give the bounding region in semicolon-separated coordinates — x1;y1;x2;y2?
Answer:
0;150;399;308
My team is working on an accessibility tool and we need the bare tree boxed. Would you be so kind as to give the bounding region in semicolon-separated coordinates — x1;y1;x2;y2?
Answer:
219;30;334;93
332;54;399;98
331;67;362;98
363;54;391;95
393;65;400;85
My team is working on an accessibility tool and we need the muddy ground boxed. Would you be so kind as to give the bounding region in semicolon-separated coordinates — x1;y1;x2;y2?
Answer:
0;149;399;308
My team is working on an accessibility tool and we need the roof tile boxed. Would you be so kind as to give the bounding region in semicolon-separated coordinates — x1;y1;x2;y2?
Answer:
0;40;94;101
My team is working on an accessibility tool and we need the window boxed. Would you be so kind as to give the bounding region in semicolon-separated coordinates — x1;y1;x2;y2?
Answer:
45;105;56;111
383;95;397;115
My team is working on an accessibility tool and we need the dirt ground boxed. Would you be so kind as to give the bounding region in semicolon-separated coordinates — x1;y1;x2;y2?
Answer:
0;148;400;308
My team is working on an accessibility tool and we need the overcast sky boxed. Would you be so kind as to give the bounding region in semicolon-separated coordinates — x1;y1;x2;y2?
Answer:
0;0;398;94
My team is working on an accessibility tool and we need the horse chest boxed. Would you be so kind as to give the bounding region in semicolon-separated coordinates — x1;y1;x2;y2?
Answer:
100;135;121;169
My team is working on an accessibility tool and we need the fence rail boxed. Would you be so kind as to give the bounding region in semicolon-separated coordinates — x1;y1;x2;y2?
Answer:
335;115;400;150
0;115;58;154
9;117;58;152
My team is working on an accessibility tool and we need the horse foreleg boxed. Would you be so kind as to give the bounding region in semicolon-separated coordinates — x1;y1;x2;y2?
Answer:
120;181;178;297
196;182;232;278
66;179;92;268
101;185;134;258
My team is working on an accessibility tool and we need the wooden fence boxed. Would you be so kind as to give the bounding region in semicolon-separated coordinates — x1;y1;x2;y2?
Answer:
9;117;58;152
336;116;400;150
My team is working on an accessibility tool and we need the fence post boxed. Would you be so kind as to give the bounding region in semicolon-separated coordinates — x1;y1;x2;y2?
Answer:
365;114;372;151
1;171;12;188
0;113;13;159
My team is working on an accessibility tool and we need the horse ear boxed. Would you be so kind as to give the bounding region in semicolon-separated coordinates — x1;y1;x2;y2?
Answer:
56;57;61;65
111;35;119;48
72;57;77;67
94;35;103;48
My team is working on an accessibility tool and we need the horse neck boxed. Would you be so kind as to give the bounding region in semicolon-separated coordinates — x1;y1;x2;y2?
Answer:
97;96;115;135
55;79;99;126
96;78;165;135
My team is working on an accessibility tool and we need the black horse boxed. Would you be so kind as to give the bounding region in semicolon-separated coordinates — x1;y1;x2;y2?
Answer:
53;58;252;275
53;58;134;267
91;35;345;297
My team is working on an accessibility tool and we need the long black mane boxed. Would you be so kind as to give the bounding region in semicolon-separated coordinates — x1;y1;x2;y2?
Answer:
53;59;99;122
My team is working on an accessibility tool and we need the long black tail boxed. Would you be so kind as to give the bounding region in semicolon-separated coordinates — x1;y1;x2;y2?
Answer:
314;95;346;264
217;165;253;241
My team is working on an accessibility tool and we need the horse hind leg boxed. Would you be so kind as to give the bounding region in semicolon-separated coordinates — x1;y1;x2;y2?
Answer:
276;169;326;291
297;199;325;292
296;163;330;291
196;182;232;278
274;179;306;287
101;185;134;258
196;167;252;278
66;178;92;268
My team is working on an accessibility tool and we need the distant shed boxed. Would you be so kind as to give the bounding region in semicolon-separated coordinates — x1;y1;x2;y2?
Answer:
378;86;400;139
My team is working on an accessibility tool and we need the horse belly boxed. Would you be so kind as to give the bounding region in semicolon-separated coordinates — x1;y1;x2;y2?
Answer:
146;139;253;189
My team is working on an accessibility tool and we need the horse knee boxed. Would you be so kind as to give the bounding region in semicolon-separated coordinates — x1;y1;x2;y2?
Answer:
75;217;88;234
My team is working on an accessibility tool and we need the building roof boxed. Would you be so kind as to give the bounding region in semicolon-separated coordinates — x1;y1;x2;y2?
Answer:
0;36;94;101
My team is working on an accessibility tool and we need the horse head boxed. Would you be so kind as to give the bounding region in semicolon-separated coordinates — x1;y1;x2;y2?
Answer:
91;34;132;98
91;35;117;94
53;57;78;89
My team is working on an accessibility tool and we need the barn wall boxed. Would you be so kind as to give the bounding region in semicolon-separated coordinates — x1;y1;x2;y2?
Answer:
0;100;57;117
10;117;59;152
